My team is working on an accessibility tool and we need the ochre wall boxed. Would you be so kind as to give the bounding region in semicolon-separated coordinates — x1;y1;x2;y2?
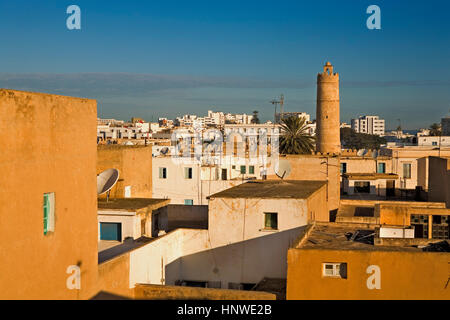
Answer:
287;248;450;300
98;254;135;298
0;89;98;299
97;145;152;199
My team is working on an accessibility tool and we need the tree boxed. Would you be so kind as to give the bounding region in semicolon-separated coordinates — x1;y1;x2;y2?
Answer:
429;123;442;136
279;116;315;154
340;127;386;150
251;110;260;124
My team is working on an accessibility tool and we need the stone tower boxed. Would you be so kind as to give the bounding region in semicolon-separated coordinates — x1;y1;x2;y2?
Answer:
316;62;340;154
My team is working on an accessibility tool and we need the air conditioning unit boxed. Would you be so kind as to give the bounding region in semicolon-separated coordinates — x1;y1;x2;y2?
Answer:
379;226;415;239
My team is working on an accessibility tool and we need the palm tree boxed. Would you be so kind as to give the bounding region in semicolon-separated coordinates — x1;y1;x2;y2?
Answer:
279;116;315;154
429;123;442;136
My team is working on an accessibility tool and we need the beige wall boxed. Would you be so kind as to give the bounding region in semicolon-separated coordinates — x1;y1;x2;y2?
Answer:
208;197;310;247
384;147;450;190
97;145;152;199
266;155;340;212
0;89;98;299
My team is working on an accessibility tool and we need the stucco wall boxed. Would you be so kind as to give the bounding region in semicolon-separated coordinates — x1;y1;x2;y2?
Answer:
208;198;309;247
287;248;450;300
0;89;98;299
266;155;340;212
97;145;152;199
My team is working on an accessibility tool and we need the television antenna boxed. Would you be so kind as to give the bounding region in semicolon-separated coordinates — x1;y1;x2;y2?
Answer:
271;94;285;123
97;168;120;202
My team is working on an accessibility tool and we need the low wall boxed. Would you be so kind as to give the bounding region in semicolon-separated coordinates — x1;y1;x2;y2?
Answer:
134;284;276;300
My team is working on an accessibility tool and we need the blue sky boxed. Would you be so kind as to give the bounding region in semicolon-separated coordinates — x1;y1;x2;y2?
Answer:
0;0;449;129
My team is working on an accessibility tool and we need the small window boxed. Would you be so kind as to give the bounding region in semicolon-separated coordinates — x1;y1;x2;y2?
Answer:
240;166;246;174
184;167;193;179
432;141;437;146
403;163;411;179
322;263;347;278
159;167;167;179
249;166;255;174
184;199;194;205
340;163;347;174
232;165;236;169
377;163;386;174
264;212;278;230
43;193;55;235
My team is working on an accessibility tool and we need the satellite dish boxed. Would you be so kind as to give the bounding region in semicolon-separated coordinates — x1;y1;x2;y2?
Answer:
123;141;134;146
97;169;119;201
372;150;379;158
274;159;291;180
160;147;169;155
356;149;365;156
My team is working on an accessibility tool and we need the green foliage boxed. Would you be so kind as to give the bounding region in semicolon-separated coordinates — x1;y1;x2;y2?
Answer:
340;127;386;150
251;110;260;124
429;123;442;136
279;116;315;154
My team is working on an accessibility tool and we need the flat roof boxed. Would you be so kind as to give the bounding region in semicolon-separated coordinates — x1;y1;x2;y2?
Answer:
208;180;327;199
342;173;398;180
298;224;422;252
98;198;170;212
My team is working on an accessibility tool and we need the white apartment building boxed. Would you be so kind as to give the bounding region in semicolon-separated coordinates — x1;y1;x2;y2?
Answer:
418;136;450;147
351;115;385;136
152;156;263;205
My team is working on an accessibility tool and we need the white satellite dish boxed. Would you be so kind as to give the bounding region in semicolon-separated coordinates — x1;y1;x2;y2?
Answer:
97;169;120;201
160;147;169;155
275;159;291;180
356;149;365;156
372;150;379;158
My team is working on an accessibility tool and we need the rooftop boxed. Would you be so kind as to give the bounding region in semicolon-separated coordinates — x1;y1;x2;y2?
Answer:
297;223;450;252
98;198;170;212
342;173;399;180
208;180;327;199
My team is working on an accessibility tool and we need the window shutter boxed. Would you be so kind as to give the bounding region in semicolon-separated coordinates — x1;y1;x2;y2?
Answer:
43;194;49;235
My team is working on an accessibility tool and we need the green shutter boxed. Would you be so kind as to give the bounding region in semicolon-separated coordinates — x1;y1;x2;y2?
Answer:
240;166;246;174
249;166;255;174
43;194;49;235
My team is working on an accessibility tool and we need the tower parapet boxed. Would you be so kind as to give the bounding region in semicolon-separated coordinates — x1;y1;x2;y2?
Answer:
316;62;341;154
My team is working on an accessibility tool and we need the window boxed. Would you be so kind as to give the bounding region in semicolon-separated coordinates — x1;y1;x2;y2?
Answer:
377;163;386;174
249;166;255;174
354;181;370;193
232;165;236;169
240;166;246;174
403;163;411;179
184;199;194;205
340;163;347;174
221;169;227;180
159;167;167;179
432;141;437;146
100;222;122;241
184;167;193;179
43;193;55;235
264;212;278;230
322;263;347;278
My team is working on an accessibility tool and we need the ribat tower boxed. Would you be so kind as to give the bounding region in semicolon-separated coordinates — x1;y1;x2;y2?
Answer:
316;61;340;154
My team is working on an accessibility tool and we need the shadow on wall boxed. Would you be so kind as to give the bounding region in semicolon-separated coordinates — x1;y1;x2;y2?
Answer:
164;226;307;290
